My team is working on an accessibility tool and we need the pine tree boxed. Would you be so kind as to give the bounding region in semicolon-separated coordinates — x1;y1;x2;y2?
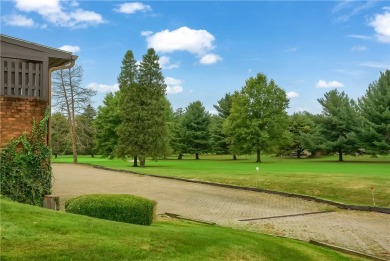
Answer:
94;92;121;159
116;50;139;166
358;70;390;155
118;50;138;90
180;101;211;160
170;108;186;159
117;48;170;167
212;93;234;158
288;112;315;158
317;89;360;161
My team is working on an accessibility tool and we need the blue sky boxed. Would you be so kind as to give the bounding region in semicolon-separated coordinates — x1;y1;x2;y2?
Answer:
1;0;389;114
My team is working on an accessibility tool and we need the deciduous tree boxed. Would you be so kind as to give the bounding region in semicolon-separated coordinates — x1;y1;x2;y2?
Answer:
223;73;289;162
76;104;96;157
51;112;71;158
52;65;96;163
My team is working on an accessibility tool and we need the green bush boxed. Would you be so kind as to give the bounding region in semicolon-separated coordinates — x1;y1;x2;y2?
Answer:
0;109;52;206
65;194;156;225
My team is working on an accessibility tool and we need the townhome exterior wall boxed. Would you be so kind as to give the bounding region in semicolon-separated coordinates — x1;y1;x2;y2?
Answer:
0;96;47;147
0;34;77;150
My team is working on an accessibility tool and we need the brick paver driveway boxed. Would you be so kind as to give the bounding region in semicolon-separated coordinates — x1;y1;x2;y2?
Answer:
53;164;390;259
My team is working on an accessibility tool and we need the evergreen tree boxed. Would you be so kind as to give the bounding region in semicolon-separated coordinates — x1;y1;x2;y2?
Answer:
116;50;139;166
170;108;186;159
288;112;315;158
76;104;97;157
117;48;170;167
214;93;233;118
212;93;234;158
118;50;138;90
301;113;324;156
223;73;289;162
180;101;211;160
94;92;121;159
210;115;230;155
316;89;360;161
358;70;390;155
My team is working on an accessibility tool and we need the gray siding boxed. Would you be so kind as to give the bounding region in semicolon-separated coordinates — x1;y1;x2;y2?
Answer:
1;58;48;100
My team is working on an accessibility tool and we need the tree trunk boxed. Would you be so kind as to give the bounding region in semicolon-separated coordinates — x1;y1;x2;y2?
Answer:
338;149;343;162
178;153;183;160
54;153;58;158
69;69;78;164
70;123;78;164
256;148;261;162
60;69;77;164
139;157;145;167
233;154;237;160
133;155;138;167
195;153;199;160
297;149;301;159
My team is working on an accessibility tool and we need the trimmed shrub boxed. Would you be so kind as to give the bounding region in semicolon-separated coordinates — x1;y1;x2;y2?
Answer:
65;194;156;225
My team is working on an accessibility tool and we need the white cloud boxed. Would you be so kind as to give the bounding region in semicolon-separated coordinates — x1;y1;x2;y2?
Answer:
165;77;183;94
347;34;371;40
350;45;366;51
141;31;153;37
15;0;62;13
68;9;104;28
159;56;180;69
2;14;34;27
199;54;222;65
12;0;104;28
295;107;308;113
58;45;80;53
332;1;375;23
144;26;222;64
115;2;152;14
87;82;119;93
316;80;344;88
284;47;298;52
145;26;215;54
167;86;183;94
359;61;390;69
369;9;390;43
286;91;299;98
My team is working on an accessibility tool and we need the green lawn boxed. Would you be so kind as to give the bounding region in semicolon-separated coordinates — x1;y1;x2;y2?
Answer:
53;154;390;207
0;198;364;260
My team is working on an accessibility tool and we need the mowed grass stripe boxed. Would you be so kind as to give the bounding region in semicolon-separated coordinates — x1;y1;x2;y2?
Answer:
1;199;365;261
53;154;390;207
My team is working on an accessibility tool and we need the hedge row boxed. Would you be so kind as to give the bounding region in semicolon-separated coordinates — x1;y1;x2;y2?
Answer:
65;194;156;226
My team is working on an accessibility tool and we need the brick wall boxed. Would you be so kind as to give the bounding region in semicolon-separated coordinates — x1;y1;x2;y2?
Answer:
0;96;48;148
